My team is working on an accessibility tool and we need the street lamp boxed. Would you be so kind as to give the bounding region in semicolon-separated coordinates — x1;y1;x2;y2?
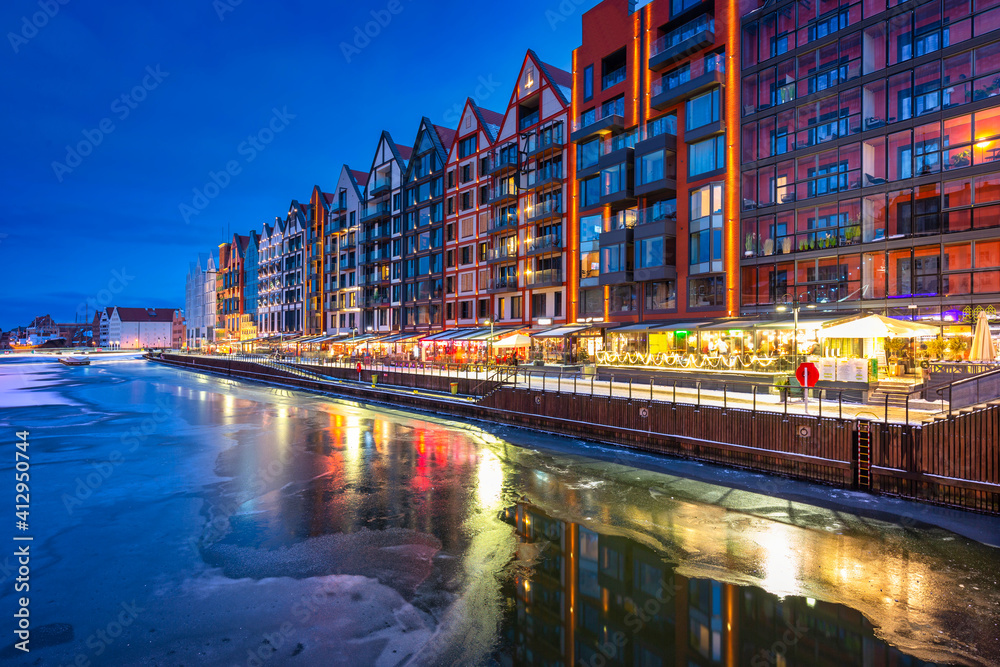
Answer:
776;295;816;367
484;319;493;366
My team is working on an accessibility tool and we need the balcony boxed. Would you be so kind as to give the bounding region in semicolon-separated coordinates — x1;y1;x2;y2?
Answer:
635;200;677;236
486;276;519;293
486;184;518;205
360;201;391;223
525;163;564;191
525;123;564;158
369;176;391;198
649;17;715;71
487;213;519;235
486;243;519;264
525;233;562;255
571;104;626;143
602;67;627;90
525;199;562;223
339;236;356;250
365;294;391;307
488;147;519;175
526;268;563;288
362;224;392;243
651;56;724;111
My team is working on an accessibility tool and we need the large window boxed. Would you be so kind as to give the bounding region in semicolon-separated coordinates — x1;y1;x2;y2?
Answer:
688;275;725;308
578;139;600;169
610;285;636;311
686;89;721;131
637;150;665;185
689;136;725;177
601;243;628;273
690;183;724;274
458;135;477;158
580;214;603;243
637;237;664;269
645;281;676;310
582;176;602;208
583;65;594;101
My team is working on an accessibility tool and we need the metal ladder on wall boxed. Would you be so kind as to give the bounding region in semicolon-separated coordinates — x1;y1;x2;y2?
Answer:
856;420;872;489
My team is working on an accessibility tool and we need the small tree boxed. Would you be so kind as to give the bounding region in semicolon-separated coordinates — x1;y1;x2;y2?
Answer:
884;337;908;361
926;336;947;360
948;336;967;360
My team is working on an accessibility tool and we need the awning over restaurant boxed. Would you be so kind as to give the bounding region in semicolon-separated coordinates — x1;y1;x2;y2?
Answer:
420;330;456;342
532;324;590;338
754;317;833;331
818;314;940;339
378;332;422;343
467;326;522;341
336;333;381;344
648;321;712;332
699;318;762;330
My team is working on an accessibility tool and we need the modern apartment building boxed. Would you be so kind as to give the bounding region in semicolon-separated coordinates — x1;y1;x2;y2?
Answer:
570;0;737;325
257;222;281;335
443;99;504;329
279;202;308;332
738;0;1000;321
400;118;455;332
325;165;367;334
243;230;259;331
184;252;217;349
217;234;249;343
488;51;573;327
360;132;411;334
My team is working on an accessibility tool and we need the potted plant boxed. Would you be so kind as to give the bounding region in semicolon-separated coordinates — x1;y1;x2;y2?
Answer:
951;149;972;169
781;237;792;254
926;336;947;360
745;231;756;257
763;238;774;256
885;337;908;376
948;336;968;361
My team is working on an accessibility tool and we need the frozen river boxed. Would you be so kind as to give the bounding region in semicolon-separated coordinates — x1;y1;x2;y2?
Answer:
0;355;998;666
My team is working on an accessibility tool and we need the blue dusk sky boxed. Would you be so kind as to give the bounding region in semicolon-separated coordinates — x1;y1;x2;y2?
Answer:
0;0;594;330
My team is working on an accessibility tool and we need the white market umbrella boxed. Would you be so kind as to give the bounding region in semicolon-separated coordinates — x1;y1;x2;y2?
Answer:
818;314;938;339
970;311;996;361
493;333;532;348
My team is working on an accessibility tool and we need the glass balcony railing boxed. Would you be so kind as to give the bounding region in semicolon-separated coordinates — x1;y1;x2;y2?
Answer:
525;123;564;154
573;100;626;132
642;115;678;140
370;176;391;193
486;243;518;262
489;147;519;173
360;201;390;222
605;209;638;232
526;162;564;187
650;16;714;58
527;268;563;286
651;54;725;97
602;129;637;155
487;276;519;291
525;233;562;253
602;67;627;89
525;198;562;220
487;212;519;233
638;200;678;226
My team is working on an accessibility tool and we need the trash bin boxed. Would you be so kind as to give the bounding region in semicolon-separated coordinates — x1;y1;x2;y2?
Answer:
450;382;459;395
371;374;379;387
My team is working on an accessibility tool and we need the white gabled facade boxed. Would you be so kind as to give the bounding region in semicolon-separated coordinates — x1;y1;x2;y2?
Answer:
184;252;218;349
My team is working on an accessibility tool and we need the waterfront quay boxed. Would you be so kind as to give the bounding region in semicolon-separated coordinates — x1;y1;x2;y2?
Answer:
152;352;1000;516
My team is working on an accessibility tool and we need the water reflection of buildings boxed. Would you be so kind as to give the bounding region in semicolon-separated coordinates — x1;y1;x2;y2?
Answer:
498;502;934;667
